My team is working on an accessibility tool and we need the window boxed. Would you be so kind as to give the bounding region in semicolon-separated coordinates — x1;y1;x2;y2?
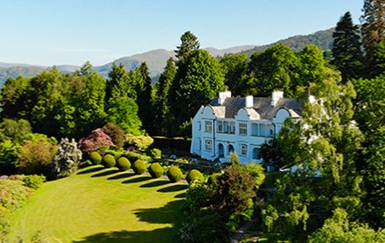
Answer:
239;123;247;136
240;143;247;156
223;121;229;133
198;121;201;131
229;121;235;134
205;121;212;133
205;140;213;151
252;147;260;159
217;121;223;133
218;143;224;157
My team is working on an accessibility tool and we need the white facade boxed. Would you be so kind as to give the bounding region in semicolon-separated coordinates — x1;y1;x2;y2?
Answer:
190;91;301;164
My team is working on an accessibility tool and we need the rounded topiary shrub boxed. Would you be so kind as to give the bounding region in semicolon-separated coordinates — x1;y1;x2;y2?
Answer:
103;154;116;168
133;160;147;174
149;163;164;178
117;157;131;171
167;166;183;183
90;151;102;165
186;169;204;183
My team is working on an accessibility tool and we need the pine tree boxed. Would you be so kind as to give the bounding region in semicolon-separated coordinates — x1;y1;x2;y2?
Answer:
175;31;200;64
332;12;363;82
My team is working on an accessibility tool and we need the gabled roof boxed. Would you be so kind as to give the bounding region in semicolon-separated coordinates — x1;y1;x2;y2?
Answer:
210;97;302;120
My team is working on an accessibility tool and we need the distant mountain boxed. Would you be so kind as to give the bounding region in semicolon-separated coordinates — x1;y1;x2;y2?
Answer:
0;66;46;86
243;28;334;56
94;49;175;79
0;28;334;86
95;46;257;79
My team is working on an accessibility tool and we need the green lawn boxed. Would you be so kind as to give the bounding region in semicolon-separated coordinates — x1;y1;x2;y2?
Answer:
10;165;187;243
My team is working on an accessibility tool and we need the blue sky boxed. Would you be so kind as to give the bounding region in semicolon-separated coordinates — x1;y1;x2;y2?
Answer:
0;0;363;66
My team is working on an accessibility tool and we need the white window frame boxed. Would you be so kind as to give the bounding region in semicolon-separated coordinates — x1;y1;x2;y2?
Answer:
217;121;223;133
205;121;212;133
239;123;248;136
205;140;213;151
240;143;247;156
229;121;235;134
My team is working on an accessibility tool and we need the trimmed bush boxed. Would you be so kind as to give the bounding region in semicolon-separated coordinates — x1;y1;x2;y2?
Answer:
208;173;221;187
117;157;131;171
103;154;116;168
149;163;164;178
90;152;102;165
150;148;162;159
133;160;147;174
167;166;183;182
23;175;46;190
186;169;204;183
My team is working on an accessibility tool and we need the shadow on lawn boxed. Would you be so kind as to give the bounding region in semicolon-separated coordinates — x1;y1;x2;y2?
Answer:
139;180;170;188
157;184;188;193
91;168;120;178
107;172;135;180
122;176;152;184
174;192;186;198
134;200;185;224
73;200;185;243
77;166;104;175
72;228;179;243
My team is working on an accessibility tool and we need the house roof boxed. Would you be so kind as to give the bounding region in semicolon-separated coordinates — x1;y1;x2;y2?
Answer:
209;97;302;120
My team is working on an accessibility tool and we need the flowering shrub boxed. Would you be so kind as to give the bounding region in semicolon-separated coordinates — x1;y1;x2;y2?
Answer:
79;128;115;154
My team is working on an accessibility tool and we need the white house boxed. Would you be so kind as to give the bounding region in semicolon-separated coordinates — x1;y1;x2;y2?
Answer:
190;91;302;164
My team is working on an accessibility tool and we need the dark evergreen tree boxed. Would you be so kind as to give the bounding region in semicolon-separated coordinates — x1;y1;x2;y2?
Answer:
175;31;200;64
134;62;153;134
332;12;364;82
154;58;177;136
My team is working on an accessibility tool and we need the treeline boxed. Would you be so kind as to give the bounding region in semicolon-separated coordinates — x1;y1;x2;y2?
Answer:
257;2;385;242
0;31;332;139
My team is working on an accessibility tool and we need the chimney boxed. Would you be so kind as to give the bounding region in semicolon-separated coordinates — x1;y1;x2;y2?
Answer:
246;95;253;108
271;91;283;106
218;91;231;105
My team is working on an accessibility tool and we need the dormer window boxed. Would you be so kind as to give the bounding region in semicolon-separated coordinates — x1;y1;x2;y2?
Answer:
239;123;247;136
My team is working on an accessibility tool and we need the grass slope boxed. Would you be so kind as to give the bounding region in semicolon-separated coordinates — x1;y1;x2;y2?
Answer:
10;165;187;243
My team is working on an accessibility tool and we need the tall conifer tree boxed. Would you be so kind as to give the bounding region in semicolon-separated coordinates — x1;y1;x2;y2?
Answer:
332;12;363;82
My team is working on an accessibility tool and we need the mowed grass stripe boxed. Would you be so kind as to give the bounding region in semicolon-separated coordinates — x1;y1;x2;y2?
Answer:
10;165;186;243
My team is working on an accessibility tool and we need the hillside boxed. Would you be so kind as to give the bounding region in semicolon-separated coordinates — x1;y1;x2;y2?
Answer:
0;66;45;86
0;28;334;84
243;28;334;56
